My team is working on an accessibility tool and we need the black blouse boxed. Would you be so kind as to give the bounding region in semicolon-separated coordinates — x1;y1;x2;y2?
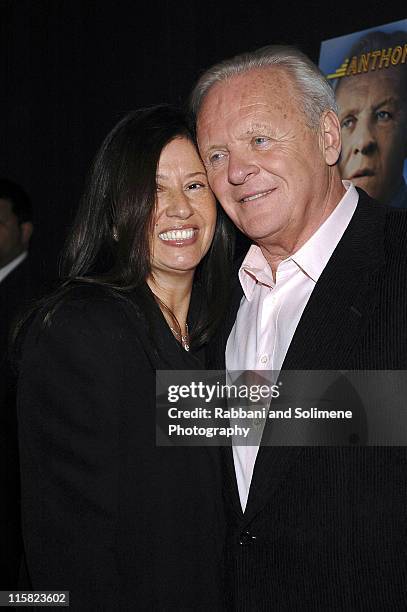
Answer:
17;283;226;611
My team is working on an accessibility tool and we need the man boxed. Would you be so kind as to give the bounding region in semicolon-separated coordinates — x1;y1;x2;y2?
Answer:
335;30;407;207
191;46;407;609
0;179;35;588
0;178;34;369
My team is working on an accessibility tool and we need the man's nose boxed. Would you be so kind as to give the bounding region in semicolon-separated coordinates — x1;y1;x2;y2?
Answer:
353;121;377;156
165;192;194;219
227;153;259;185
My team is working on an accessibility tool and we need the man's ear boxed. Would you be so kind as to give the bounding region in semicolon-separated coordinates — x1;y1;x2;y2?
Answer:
320;110;342;166
20;221;33;249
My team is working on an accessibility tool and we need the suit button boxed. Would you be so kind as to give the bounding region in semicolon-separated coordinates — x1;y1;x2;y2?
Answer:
239;530;257;546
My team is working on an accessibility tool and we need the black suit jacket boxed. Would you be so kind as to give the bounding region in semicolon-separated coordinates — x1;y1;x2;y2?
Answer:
17;285;226;611
209;190;407;610
0;256;40;589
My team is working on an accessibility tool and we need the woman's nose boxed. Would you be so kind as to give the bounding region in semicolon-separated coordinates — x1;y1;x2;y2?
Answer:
165;192;194;219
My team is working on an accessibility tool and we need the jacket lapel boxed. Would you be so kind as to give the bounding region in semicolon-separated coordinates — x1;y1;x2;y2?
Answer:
244;190;387;522
281;191;385;371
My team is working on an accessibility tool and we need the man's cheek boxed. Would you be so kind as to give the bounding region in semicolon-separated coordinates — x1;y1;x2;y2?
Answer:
210;177;226;200
338;155;348;175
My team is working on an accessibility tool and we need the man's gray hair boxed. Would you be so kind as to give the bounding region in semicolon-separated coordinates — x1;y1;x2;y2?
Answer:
190;45;338;130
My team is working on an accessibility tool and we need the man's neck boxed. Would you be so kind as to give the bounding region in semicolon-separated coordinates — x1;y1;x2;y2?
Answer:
259;179;346;279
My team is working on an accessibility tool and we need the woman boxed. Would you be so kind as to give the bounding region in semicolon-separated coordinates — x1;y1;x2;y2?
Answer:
16;105;233;610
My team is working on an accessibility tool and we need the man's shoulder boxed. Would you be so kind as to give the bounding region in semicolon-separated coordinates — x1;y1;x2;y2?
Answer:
357;188;407;221
339;190;407;284
374;196;407;257
354;188;407;245
383;204;407;235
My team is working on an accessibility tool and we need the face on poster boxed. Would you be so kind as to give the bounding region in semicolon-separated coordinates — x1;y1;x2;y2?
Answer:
319;19;407;207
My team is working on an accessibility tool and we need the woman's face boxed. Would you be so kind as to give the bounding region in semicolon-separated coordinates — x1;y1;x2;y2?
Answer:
150;137;217;277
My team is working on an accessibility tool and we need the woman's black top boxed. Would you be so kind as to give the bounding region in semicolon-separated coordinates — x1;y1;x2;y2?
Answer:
17;284;226;611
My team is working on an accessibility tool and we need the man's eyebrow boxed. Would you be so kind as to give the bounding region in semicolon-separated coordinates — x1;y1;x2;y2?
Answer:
338;104;360;118
372;96;399;112
339;96;400;118
203;145;227;155
246;123;271;133
203;126;273;153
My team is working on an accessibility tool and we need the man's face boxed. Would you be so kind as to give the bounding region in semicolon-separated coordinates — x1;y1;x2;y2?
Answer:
196;68;338;251
0;198;25;268
336;70;407;204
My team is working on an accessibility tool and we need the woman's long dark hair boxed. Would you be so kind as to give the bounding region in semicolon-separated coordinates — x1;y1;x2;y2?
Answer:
16;104;234;350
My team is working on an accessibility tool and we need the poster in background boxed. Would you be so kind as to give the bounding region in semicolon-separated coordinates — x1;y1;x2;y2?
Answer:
319;19;407;208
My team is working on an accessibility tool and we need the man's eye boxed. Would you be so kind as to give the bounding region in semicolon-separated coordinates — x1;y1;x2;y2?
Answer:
341;116;355;129
209;152;225;164
376;110;392;122
253;136;269;146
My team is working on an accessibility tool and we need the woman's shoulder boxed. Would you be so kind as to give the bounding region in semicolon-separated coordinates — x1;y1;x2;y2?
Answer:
45;283;130;323
22;282;146;351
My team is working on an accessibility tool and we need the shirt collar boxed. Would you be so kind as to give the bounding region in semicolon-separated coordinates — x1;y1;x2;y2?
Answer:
290;181;358;282
238;181;359;299
239;245;274;300
0;251;28;284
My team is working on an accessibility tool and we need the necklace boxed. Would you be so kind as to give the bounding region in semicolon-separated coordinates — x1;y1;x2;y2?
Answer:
169;322;190;351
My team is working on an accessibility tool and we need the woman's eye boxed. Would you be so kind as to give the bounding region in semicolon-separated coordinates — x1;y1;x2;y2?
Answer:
186;183;204;191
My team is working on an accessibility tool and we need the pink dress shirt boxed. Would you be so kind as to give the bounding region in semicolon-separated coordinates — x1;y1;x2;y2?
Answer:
226;181;359;511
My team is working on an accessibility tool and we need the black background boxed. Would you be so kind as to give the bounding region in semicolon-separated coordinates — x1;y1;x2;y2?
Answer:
1;1;405;279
